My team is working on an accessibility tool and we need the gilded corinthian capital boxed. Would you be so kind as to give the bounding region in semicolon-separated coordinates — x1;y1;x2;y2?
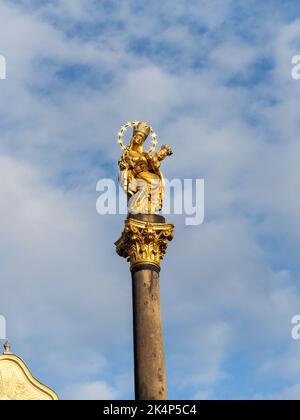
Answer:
115;217;174;271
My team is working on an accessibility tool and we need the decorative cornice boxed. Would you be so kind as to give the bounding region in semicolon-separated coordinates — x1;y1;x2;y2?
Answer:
0;353;59;400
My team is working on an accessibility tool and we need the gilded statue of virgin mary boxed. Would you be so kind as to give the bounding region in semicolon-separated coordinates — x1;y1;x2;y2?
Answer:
118;122;173;214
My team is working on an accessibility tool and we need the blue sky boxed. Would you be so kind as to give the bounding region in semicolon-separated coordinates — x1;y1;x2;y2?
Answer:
1;0;300;400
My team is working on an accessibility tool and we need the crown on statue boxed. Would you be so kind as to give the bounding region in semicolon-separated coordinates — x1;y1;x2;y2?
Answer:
117;121;158;152
134;122;151;138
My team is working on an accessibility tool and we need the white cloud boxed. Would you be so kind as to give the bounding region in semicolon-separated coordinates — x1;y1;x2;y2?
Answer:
1;0;300;400
274;382;300;400
63;381;119;400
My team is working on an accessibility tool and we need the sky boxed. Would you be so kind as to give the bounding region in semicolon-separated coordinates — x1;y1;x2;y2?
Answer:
1;0;300;400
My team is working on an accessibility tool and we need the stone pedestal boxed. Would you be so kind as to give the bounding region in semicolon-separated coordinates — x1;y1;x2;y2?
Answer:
115;214;174;400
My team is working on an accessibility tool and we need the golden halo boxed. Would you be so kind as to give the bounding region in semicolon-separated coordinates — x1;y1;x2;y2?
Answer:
117;121;158;152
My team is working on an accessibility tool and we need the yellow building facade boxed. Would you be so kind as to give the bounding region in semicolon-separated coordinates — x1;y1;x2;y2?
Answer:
0;341;58;400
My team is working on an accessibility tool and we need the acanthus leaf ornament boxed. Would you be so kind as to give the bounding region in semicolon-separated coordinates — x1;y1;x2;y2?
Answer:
115;217;174;271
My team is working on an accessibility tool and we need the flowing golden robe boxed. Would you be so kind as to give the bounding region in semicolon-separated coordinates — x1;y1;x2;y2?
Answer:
119;147;165;214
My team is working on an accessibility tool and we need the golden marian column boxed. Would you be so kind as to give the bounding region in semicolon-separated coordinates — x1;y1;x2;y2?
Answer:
115;121;174;400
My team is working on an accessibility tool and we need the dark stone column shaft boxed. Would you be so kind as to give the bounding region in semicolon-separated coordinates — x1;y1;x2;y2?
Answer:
131;267;167;400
